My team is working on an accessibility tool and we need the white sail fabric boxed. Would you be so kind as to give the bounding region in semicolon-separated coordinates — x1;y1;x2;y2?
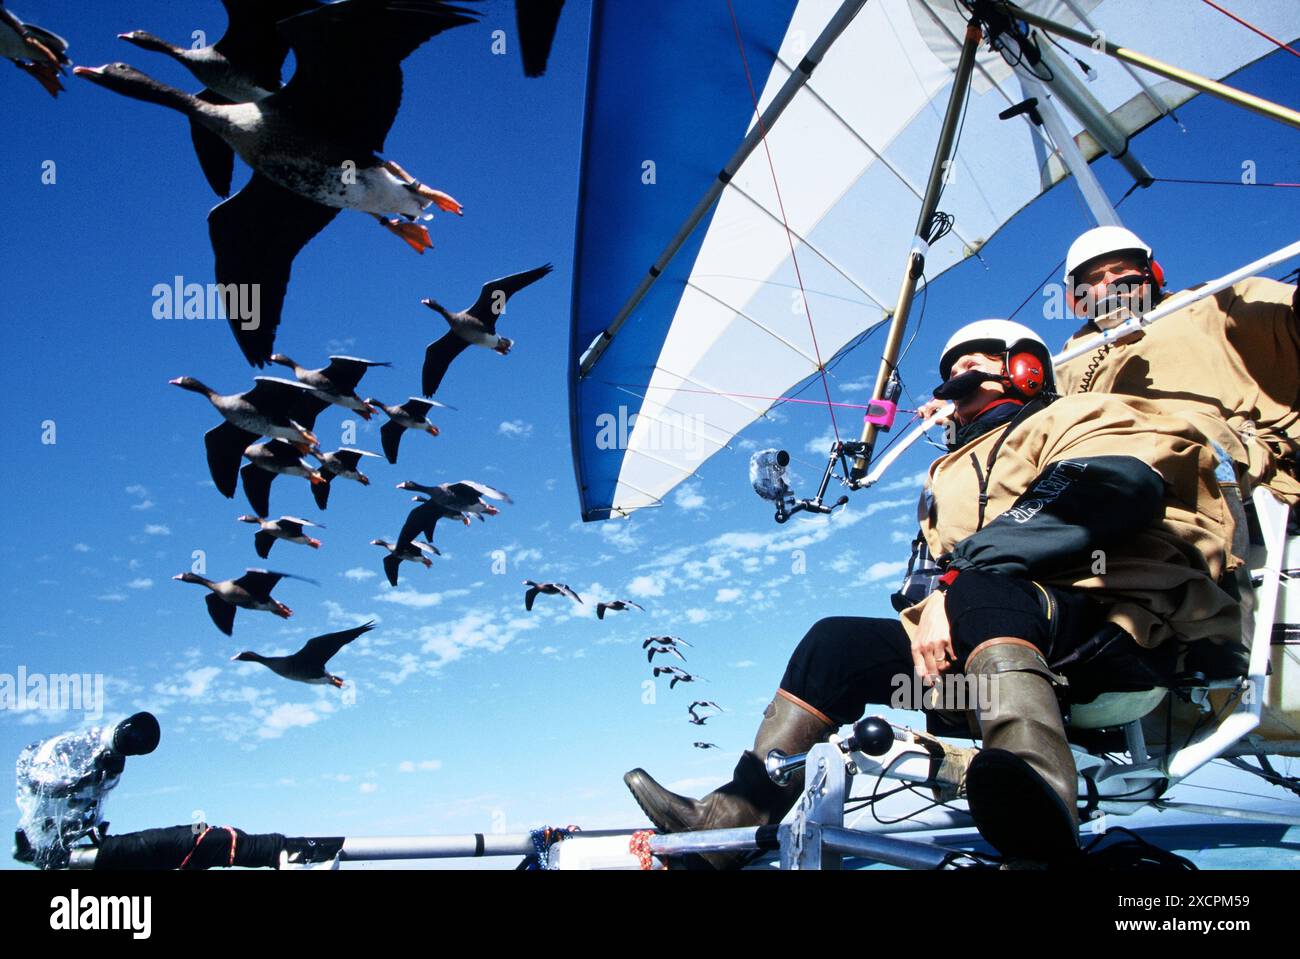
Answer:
586;0;1298;518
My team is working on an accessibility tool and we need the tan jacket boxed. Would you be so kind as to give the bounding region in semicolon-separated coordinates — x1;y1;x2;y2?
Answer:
1055;277;1300;503
902;393;1241;651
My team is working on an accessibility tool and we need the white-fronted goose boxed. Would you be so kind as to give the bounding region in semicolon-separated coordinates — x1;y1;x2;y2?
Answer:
596;599;644;620
172;375;318;498
371;537;439;586
270;354;391;419
118;0;323;196
368;397;447;464
0;3;69;98
232;620;373;687
397;479;509;517
75;1;477;365
237;514;323;558
687;701;724;726
311;447;380;509
523;580;581;611
173;567;316;635
241;439;326;518
419;264;553;396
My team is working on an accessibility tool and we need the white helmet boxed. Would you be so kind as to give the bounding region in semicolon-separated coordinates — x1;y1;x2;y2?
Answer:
938;319;1054;394
1064;225;1153;285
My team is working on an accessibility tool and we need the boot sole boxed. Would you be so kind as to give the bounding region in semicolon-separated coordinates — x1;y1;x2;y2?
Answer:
623;769;695;834
966;749;1080;865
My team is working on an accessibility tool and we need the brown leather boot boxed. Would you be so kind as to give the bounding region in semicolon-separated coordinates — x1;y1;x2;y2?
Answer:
623;691;835;869
963;638;1080;865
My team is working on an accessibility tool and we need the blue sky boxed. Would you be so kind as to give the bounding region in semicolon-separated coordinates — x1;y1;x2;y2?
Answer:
1;2;1297;868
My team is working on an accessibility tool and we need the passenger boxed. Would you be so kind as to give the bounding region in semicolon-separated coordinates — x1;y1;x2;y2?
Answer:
624;321;1240;867
1055;225;1300;506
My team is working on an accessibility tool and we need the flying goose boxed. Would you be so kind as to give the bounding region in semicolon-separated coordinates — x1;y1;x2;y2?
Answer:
368;398;447;464
687;701;723;726
596;599;643;620
118;0;323;196
237;514;323;558
76;1;478;365
270;354;391;420
523;581;581;611
232;621;374;687
419;264;553;396
172;376;318;498
241;439;326;518
396;480;510;523
173;567;316;635
372;538;439;587
0;3;69;98
311;448;381;509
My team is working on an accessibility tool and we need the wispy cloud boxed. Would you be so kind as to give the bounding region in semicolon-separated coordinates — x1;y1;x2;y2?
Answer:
674;484;706;511
498;419;533;438
376;587;471;609
127;578;154;590
398;760;442;773
343;567;377;581
143;524;171;536
73;543;91;553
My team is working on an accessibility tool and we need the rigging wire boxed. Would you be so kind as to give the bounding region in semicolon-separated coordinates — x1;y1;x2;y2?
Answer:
1198;0;1300;59
724;0;842;446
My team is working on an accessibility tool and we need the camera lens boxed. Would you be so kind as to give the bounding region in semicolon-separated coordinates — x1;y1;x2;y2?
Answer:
111;712;161;757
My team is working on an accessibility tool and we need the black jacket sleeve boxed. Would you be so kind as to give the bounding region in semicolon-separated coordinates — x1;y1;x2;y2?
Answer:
944;455;1164;579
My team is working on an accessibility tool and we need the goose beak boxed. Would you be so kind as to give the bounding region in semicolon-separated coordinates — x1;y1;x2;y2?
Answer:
309;472;326;485
308;539;322;549
275;604;293;619
427;426;440;437
422;559;433;568
330;677;345;689
72;66;106;79
359;476;370;486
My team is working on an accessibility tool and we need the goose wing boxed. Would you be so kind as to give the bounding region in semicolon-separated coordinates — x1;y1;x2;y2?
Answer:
466;264;554;329
253;529;276;559
209;174;340;366
274;0;478;154
217;0;321;93
322;356;389;392
240;462;276;518
379;420;404;465
299;621;374;667
515;0;563;78
188;91;236;198
205;421;258;498
422;332;469;397
204;592;238;636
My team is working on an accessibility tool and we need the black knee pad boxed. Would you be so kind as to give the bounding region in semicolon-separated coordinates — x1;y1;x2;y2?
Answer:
943;569;1051;662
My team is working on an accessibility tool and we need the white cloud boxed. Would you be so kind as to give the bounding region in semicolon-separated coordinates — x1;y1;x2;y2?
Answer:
732;660;756;668
73;543;91;553
674;484;706;511
127;578;154;590
96;593;127;603
359;782;379;794
343;567;377;581
879;469;929;493
714;588;743;603
258;703;326;739
398;760;442;773
143;524;171;536
376;587;471;609
181;667;220;698
415;608;541;671
498;420;533;438
626;573;667;598
540;646;558;655
858;560;907;584
839;375;876;393
130;500;155;512
125;484;148;497
685;608;712;624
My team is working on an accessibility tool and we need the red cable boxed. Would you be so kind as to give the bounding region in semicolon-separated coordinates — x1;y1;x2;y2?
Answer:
724;0;843;445
1199;0;1300;59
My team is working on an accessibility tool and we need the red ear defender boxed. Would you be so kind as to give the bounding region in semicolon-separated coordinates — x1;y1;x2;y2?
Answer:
1004;351;1046;397
1148;258;1165;289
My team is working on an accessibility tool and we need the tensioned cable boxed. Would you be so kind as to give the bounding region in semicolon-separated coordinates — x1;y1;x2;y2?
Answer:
725;0;843;446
